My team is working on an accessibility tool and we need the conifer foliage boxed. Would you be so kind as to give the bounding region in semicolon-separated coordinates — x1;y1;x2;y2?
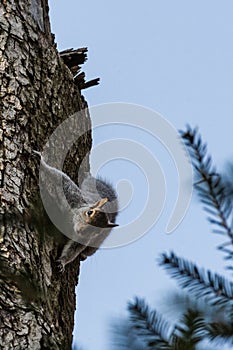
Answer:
112;126;233;349
181;126;233;262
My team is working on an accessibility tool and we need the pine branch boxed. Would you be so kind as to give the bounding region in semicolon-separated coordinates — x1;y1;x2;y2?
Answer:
159;252;233;308
127;299;208;350
174;309;206;347
207;321;233;344
111;320;146;350
222;163;233;201
180;126;233;262
128;297;174;349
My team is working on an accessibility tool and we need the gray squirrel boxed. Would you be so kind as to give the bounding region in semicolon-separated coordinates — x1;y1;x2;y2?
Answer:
34;151;118;271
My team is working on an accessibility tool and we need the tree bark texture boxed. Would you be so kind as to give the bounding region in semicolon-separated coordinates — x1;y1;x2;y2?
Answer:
0;1;92;349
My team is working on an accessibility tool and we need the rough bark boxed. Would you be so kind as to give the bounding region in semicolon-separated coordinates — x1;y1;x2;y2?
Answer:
0;1;92;349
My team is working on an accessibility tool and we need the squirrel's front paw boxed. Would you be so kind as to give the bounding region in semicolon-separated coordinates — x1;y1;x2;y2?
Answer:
56;259;65;273
80;253;87;261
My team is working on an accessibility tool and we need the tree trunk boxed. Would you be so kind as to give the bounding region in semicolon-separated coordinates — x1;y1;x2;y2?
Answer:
0;1;92;348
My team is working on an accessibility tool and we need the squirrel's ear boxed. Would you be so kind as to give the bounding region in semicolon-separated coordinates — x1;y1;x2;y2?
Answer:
107;222;119;228
91;197;108;209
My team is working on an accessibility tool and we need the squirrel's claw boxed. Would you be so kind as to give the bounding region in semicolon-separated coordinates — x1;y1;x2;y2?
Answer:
56;259;65;273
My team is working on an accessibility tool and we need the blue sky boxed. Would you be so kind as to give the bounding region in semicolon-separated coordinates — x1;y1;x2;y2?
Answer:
48;1;233;349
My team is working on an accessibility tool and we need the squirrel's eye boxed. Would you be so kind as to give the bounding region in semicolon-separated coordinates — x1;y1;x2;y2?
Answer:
86;210;94;216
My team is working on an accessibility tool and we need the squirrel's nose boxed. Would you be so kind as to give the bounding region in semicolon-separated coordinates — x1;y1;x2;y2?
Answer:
107;222;119;228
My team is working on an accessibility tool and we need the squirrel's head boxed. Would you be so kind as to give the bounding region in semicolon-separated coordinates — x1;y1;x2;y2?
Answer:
74;197;118;232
